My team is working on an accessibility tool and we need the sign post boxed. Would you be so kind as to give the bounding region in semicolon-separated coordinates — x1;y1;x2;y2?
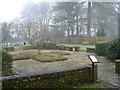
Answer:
88;55;99;82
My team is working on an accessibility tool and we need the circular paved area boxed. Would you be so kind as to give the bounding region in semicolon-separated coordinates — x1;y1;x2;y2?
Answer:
9;50;92;75
8;50;120;88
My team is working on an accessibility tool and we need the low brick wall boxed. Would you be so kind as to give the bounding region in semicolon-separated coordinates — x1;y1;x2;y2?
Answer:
86;47;95;53
22;46;35;50
3;47;14;51
1;65;94;88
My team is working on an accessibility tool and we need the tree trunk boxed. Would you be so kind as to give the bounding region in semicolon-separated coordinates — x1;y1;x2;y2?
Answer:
71;29;74;35
87;2;92;36
76;16;79;35
118;2;120;39
76;3;79;35
67;29;70;36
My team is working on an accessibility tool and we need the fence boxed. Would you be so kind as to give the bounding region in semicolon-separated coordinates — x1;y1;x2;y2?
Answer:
1;65;95;88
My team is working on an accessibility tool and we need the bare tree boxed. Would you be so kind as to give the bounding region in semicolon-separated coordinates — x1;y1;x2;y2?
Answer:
20;20;40;46
1;22;12;42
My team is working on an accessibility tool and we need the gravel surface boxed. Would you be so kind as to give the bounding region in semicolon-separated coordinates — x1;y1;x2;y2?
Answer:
10;50;92;75
96;55;120;87
9;50;120;88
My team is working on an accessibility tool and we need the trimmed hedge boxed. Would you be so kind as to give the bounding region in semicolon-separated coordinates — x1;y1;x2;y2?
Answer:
37;41;57;50
106;39;120;61
95;39;120;61
1;51;13;76
56;45;65;50
22;46;35;50
95;42;108;56
2;65;93;88
3;47;14;51
44;42;57;50
36;41;45;49
34;54;68;62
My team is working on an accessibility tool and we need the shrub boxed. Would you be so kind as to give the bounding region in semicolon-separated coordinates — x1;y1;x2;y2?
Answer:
13;50;70;61
36;40;45;49
3;47;14;52
33;54;68;62
22;46;35;50
36;41;57;50
44;42;57;50
49;51;71;55
0;48;5;52
95;42;109;56
106;39;120;61
56;45;65;50
13;51;40;60
1;50;13;76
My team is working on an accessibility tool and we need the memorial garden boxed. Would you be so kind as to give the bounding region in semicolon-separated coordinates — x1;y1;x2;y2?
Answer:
0;1;120;89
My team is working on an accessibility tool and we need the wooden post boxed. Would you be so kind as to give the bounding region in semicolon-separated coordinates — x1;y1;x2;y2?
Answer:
92;63;95;82
115;60;120;74
92;63;97;82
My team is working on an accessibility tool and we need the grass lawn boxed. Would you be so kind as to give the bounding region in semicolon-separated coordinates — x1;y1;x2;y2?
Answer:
57;44;95;51
76;82;108;88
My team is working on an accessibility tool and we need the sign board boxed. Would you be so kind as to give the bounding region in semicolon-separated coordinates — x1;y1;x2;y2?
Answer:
88;55;99;63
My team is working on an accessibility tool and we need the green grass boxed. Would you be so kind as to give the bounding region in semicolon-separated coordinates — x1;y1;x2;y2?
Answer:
57;44;95;51
76;82;107;88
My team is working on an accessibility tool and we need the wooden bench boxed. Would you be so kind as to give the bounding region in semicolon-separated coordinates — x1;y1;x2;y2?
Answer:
65;46;80;52
56;45;80;52
86;47;95;53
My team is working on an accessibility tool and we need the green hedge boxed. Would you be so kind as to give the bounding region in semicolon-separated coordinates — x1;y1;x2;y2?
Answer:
95;42;109;56
95;39;120;61
36;41;57;50
2;65;93;88
22;46;35;50
56;45;65;50
106;39;120;61
44;42;57;50
1;51;13;76
36;41;45;49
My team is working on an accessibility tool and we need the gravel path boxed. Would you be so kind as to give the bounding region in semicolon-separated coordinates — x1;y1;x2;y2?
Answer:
10;50;92;75
96;55;120;88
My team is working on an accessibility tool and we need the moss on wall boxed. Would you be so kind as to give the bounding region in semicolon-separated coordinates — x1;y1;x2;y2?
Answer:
2;66;93;88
